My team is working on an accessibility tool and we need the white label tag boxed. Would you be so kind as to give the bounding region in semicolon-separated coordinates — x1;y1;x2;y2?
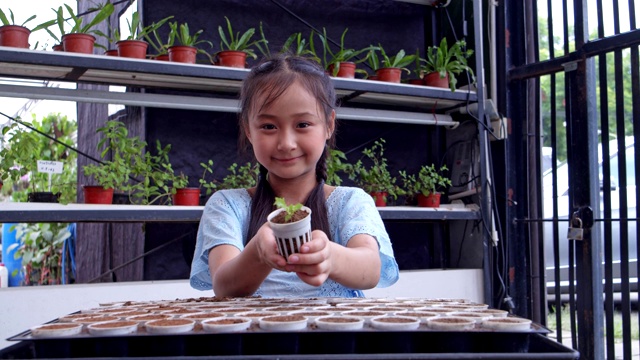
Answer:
37;160;64;174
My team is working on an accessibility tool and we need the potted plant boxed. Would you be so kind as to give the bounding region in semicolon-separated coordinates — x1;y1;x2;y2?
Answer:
217;162;259;190
112;12;173;59
145;23;176;60
267;197;312;260
326;148;349;186
407;48;428;85
374;44;418;83
344;138;399;207
279;32;319;62
58;2;114;54
198;161;258;204
8;222;74;285
315;28;377;78
0;8;55;48
216;16;266;68
82;120;144;204
167;21;212;64
423;38;475;91
400;164;452;207
0;115;77;204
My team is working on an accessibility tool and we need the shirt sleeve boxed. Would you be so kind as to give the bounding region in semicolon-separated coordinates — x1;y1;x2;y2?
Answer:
189;190;249;290
333;188;400;288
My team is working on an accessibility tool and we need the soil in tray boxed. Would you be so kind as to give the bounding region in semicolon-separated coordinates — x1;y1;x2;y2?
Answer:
36;323;80;330
317;317;360;323
207;318;247;324
270;209;309;223
263;315;306;322
374;317;418;323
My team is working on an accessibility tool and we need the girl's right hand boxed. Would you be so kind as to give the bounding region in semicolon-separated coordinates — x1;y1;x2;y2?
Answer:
253;223;288;269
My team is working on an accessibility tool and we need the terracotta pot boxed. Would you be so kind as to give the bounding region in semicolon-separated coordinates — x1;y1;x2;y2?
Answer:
52;44;63;51
168;45;197;63
368;75;379;81
172;188;201;206
370;192;388;207
423;71;450;89
27;192;60;203
155;54;169;61
116;40;148;59
83;186;114;204
328;62;356;78
0;25;30;48
375;68;402;83
217;50;247;68
408;78;424;86
62;33;96;54
104;49;118;56
417;193;441;207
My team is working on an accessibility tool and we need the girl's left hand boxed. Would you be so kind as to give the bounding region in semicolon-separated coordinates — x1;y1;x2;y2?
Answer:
284;230;332;286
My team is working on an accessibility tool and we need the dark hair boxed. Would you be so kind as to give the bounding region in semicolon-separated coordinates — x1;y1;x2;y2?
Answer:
239;54;337;243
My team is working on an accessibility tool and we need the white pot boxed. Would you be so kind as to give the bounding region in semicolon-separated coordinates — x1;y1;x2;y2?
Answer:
267;206;312;260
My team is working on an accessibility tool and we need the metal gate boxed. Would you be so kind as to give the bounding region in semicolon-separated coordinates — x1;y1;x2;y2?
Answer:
501;0;640;359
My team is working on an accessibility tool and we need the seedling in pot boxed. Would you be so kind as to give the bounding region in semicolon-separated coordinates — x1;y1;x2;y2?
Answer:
273;197;306;223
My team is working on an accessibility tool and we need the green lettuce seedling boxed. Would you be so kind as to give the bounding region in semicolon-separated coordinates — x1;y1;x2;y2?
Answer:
274;197;303;223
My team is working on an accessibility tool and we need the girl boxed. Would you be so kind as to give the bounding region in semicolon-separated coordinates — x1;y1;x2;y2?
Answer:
190;54;399;298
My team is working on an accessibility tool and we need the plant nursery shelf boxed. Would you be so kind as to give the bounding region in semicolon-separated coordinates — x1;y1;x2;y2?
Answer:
0;203;480;223
0;47;476;113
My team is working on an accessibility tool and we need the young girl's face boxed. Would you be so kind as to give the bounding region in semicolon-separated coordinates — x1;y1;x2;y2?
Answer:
246;79;334;185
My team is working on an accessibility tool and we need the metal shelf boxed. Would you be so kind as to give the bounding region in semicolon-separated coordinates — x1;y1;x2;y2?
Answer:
0;202;480;223
0;47;477;113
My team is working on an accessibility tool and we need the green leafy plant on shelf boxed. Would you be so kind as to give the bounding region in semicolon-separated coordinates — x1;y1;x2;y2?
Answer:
280;32;319;62
377;44;417;73
128;140;187;205
400;164;452;198
326;148;349;186
424;38;475;91
314;27;377;76
123;12;173;41
83;120;144;195
8;222;73;286
344;138;400;203
62;2;114;35
199;161;259;197
0;7;56;32
217;16;266;60
274;197;303;223
0;114;77;204
168;21;212;48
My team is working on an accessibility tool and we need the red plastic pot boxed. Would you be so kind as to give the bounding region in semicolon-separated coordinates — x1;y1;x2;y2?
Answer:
370;191;388;207
217;50;247;68
52;44;63;51
168;45;197;63
83;186;114;204
375;68;403;83
104;49;118;56
328;62;356;78
417;193;441;207
0;25;30;48
155;54;169;61
408;78;424;85
116;40;148;59
423;71;450;89
172;188;201;206
62;33;96;54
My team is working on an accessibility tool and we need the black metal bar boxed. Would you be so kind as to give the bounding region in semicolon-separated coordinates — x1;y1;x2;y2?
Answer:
597;0;616;356
508;30;640;81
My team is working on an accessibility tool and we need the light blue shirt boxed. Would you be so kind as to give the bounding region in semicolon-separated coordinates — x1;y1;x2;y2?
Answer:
190;186;399;297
